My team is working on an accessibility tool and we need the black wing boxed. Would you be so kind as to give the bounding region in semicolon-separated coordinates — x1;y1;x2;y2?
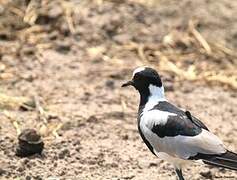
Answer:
150;111;202;138
151;101;209;131
185;110;209;131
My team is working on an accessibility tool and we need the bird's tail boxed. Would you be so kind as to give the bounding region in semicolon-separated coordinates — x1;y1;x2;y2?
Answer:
203;150;237;171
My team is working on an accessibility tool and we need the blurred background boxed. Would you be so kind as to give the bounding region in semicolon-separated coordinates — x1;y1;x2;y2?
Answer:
0;0;236;179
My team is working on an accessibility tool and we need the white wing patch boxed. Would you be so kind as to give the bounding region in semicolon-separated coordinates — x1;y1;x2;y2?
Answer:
141;109;176;128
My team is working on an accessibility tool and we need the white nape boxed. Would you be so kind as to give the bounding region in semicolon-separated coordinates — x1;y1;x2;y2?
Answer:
132;67;146;77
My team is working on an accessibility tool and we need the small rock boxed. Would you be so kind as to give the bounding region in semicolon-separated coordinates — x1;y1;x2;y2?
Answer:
16;129;44;157
72;140;81;147
122;134;129;140
22;158;30;165
110;162;118;168
55;42;71;54
34;175;43;180
149;162;158;167
105;80;115;89
74;146;81;152
123;175;135;179
16;166;25;172
0;168;6;175
25;176;31;180
87;116;98;123
59;170;66;176
61;121;73;131
200;170;213;179
58;149;70;159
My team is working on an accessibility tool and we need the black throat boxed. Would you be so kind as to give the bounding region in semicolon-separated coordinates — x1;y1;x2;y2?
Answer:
136;87;156;156
138;87;150;114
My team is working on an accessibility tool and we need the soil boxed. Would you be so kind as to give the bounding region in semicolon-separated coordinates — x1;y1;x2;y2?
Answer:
0;0;236;180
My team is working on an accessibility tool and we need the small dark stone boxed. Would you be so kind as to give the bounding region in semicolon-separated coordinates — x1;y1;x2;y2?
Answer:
75;147;81;152
105;80;115;89
25;175;31;180
58;149;70;159
123;175;135;179
61;121;73;131
19;100;36;111
87;116;98;123
75;155;80;160
18;129;42;143
16;129;44;157
0;33;11;41
200;170;213;179
0;168;6;175
35;15;57;25
33;175;43;180
59;170;66;176
55;42;71;54
149;162;158;167
72;140;81;147
121;134;128;140
53;155;58;161
110;162;118;168
16;166;25;172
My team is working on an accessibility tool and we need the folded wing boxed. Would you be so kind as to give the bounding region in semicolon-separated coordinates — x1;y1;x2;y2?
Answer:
140;103;226;160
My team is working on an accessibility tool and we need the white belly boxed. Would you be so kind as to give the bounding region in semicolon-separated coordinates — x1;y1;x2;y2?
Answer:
155;151;190;169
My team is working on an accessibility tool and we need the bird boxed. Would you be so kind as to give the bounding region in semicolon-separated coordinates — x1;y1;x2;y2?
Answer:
121;66;237;180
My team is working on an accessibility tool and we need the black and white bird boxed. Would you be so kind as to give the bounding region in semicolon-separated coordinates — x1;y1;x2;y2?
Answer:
122;67;237;180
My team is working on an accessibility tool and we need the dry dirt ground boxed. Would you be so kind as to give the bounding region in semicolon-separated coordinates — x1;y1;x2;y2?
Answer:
0;0;237;179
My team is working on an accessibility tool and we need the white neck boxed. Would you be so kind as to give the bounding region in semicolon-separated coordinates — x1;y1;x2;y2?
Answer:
149;84;165;99
142;85;166;113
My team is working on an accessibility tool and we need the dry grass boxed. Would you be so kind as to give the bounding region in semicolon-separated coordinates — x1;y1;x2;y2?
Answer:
0;0;236;90
0;93;34;110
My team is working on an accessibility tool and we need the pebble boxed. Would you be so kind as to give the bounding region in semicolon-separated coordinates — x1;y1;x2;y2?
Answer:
200;170;213;179
16;129;44;157
105;80;115;89
0;168;6;175
25;175;31;180
58;149;70;159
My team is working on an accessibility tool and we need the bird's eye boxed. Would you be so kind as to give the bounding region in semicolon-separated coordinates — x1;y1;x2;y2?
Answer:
134;74;142;80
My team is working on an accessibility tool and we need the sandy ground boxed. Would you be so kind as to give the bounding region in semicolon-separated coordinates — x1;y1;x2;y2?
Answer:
0;0;237;179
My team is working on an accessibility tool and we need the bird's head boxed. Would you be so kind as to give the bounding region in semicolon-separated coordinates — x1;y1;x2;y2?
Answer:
122;67;164;98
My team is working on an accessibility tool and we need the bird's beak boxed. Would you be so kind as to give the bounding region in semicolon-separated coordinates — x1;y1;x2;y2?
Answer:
121;80;134;87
